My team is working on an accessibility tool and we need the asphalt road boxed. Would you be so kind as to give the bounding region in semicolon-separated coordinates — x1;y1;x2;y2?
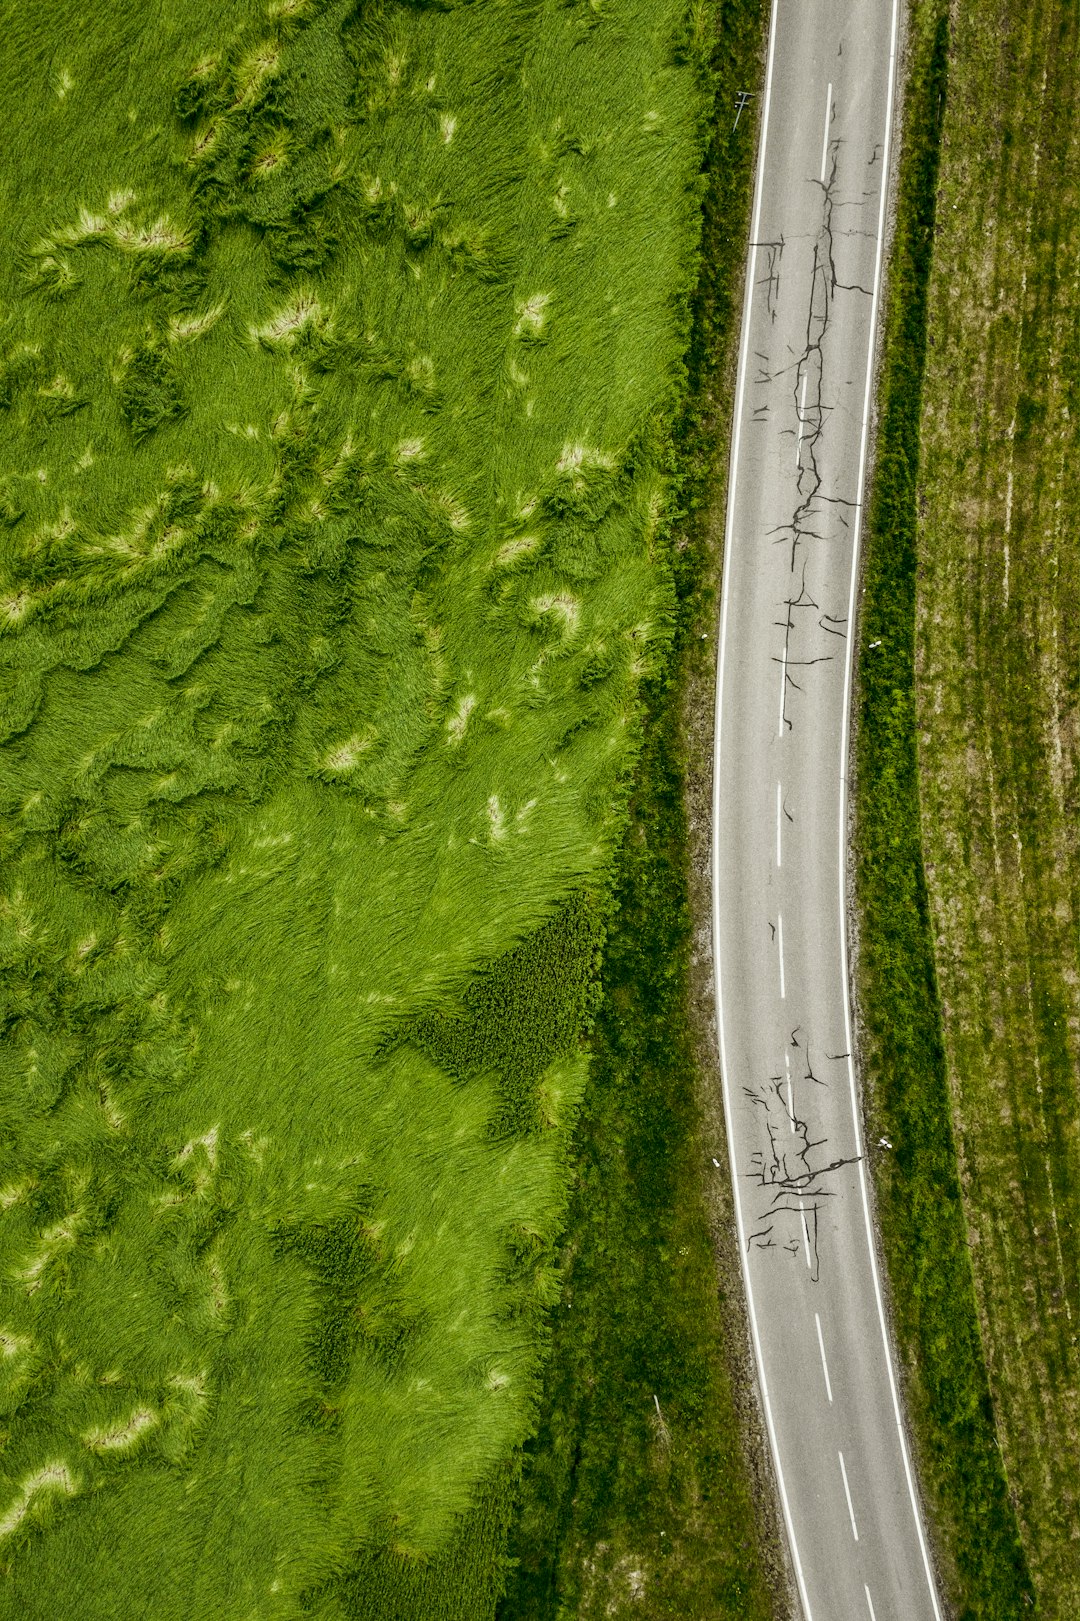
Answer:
711;3;944;1618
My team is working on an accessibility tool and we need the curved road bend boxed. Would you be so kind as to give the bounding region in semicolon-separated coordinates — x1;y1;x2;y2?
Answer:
712;3;943;1619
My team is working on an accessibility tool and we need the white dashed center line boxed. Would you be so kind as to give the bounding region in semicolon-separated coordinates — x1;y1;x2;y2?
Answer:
778;638;788;736
799;1202;812;1270
820;81;833;184
838;1449;859;1542
864;1585;878;1621
815;1311;833;1403
795;371;809;465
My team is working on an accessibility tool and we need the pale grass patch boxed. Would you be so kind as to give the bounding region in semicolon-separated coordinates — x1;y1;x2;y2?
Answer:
514;293;550;338
112;215;195;255
98;1084;126;1133
239;1129;271;1165
39;505;76;543
168;303;225;342
556;442;614;474
446;694;476;744
487;796;507;842
394;437;425;464
532;591;580;635
406;352;435;391
250;289;322;346
251;133;288;177
494;533;538;567
0;1463;77;1540
430;490;469;531
233;42;280;105
439;112;457;143
0;1181;29;1212
0;591;31;627
167;1370;207;1404
192;123;219;158
55;68;74;100
0;1329;31;1359
0;888;34;942
174;1126;218;1172
17;1208;82;1288
54;207;108;245
321;433;356;484
38;375;76;410
362;173;394;207
82;1406;158;1454
206;1256;228;1317
324;733;372;772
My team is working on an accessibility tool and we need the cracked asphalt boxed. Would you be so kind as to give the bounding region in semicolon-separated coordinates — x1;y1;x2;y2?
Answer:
712;4;943;1618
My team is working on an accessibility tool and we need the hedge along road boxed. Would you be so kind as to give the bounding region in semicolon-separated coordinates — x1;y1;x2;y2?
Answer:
711;4;943;1619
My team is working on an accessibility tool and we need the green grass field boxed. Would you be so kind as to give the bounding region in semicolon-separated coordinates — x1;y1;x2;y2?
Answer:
498;3;782;1616
857;0;1080;1615
0;1;720;1613
912;0;1080;1611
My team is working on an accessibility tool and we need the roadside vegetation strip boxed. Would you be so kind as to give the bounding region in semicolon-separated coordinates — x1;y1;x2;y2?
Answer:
852;4;1035;1617
500;4;783;1619
913;0;1080;1610
0;1;715;1614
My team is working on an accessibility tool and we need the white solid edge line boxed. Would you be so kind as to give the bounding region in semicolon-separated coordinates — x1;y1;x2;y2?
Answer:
711;2;814;1618
838;0;944;1616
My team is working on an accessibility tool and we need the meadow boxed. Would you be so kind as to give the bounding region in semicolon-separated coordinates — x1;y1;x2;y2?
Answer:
912;0;1080;1611
500;6;783;1614
0;0;721;1614
852;5;1033;1613
856;0;1080;1615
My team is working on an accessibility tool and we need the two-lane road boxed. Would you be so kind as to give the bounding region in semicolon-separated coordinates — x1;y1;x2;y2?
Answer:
712;3;943;1617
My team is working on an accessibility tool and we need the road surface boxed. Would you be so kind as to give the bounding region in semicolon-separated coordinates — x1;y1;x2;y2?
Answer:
712;3;944;1618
